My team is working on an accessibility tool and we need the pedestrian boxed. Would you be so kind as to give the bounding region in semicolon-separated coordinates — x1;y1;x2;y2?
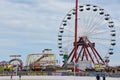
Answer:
19;74;21;80
18;70;22;80
102;74;106;80
10;75;12;80
96;74;100;80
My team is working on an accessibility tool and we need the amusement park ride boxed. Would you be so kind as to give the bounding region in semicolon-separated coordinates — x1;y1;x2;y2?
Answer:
58;0;116;71
9;55;23;70
25;49;57;71
0;55;23;72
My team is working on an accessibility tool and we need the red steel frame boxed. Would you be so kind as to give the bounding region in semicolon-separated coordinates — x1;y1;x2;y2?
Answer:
66;37;105;65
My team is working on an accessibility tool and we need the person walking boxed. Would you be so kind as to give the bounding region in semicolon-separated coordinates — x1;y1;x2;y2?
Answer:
96;74;100;80
102;73;106;80
19;74;21;80
10;74;12;80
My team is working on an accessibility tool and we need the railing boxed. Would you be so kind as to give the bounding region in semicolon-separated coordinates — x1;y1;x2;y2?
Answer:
0;70;120;77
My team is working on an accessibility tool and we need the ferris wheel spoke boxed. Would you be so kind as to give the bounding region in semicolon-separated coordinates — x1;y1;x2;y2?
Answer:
62;39;74;43
62;41;74;51
90;37;111;41
85;6;94;29
64;27;75;34
78;7;84;27
92;18;107;29
89;21;109;35
86;7;99;31
86;9;101;33
87;10;109;34
88;30;109;36
80;11;87;29
62;35;74;38
89;19;106;34
95;41;112;49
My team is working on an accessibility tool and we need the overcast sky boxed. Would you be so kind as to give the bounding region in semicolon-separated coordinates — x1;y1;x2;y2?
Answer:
0;0;120;66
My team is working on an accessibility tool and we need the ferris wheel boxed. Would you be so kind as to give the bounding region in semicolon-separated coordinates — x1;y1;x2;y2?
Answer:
58;4;116;66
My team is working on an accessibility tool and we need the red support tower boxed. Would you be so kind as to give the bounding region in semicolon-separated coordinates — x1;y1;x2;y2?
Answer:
74;0;79;61
67;37;105;65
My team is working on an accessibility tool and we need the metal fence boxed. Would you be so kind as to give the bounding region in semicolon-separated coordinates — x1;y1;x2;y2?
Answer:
0;70;120;77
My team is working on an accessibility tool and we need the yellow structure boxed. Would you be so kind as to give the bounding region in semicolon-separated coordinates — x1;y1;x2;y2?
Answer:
7;64;12;70
94;63;106;71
